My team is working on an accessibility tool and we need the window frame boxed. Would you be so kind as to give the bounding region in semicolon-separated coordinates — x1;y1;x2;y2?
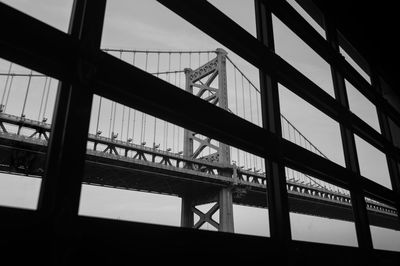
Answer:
0;0;399;260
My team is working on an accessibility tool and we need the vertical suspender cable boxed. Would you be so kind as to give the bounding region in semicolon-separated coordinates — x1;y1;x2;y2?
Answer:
164;52;172;149
1;63;12;107
233;67;240;165
96;96;102;135
167;52;171;82
109;101;114;138
141;52;149;144
248;81;253;124
127;107;131;141
241;73;246;120
132;109;136;143
172;72;178;152
241;73;248;167
178;53;182;89
112;102;117;137
21;70;33;117
121;105;125;141
255;88;260;127
118;50;124;141
41;78;52;120
153;52;160;147
177;53;182;151
198;52;201;68
4;75;14;112
38;77;48;121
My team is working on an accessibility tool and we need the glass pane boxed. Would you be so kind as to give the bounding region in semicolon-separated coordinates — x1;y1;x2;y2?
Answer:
0;58;58;209
273;15;334;97
1;0;73;33
79;95;268;237
365;197;400;251
354;135;391;189
207;0;256;37
339;46;371;84
101;0;262;127
287;167;357;246
346;79;380;133
279;84;345;167
286;0;325;38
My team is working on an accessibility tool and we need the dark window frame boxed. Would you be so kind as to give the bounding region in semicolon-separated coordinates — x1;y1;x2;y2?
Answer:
0;0;399;262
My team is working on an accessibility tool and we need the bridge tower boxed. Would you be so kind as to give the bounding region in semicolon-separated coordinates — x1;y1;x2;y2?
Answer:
181;48;234;232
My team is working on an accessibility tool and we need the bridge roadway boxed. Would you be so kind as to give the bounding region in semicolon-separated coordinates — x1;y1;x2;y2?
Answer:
0;112;398;230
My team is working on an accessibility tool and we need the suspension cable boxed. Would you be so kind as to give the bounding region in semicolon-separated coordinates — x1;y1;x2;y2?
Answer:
178;53;182;89
109;101;114;138
96;96;102;135
1;63;12;106
153;52;160;147
41;78;52;120
121;105;125;141
248;80;253;123
132;109;136;143
233;67;240;164
37;77;48;121
127;107;131;141
198;52;201;68
132;51;136;66
241;72;246;120
4;75;14;112
21;70;33;117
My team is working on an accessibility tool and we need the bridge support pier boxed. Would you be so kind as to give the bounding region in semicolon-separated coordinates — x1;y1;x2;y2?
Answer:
218;187;234;232
181;197;194;228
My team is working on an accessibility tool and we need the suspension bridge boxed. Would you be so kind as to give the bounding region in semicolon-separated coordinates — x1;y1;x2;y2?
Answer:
0;48;398;232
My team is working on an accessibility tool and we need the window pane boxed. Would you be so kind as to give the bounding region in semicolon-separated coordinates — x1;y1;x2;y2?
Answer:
354;135;391;189
339;46;371;84
346;80;380;133
101;0;262;127
207;0;256;37
0;58;58;209
287;167;357;246
279;84;345;167
273;15;334;97
1;0;73;33
365;197;400;251
79;95;268;237
286;0;325;38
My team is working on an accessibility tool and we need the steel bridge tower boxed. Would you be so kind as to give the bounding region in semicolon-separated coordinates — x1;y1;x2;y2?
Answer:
181;48;234;232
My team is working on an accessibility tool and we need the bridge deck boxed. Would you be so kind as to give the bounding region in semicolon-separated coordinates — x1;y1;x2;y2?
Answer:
0;130;398;230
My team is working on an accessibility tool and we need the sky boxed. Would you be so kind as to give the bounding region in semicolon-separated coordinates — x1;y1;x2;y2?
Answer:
0;0;399;251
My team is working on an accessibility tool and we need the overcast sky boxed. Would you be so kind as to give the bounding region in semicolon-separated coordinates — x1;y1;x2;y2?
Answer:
0;0;399;251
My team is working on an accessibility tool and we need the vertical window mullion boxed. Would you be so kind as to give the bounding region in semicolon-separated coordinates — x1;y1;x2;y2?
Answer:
255;0;292;252
38;0;106;235
325;16;373;250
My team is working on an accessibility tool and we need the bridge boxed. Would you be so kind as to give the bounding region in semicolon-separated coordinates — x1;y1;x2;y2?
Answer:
0;48;398;232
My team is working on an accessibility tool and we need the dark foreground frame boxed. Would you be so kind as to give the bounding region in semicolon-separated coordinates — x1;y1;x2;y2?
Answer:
0;0;399;264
